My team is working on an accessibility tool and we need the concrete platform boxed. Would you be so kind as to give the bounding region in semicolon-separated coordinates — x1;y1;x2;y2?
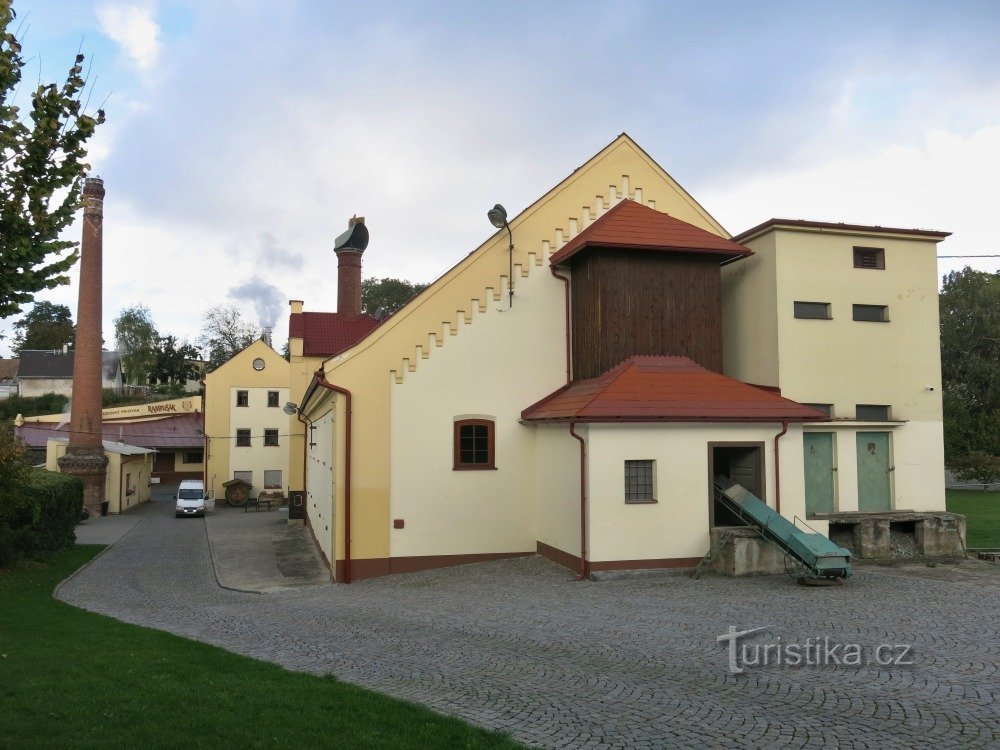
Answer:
74;514;142;545
204;503;331;593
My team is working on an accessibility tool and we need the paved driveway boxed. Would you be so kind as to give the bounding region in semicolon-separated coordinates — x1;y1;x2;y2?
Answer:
58;498;999;749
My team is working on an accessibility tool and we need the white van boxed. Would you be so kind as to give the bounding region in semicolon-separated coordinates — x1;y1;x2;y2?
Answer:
175;479;206;518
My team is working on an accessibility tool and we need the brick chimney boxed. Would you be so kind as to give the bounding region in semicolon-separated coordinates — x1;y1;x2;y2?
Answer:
334;216;366;318
57;176;108;517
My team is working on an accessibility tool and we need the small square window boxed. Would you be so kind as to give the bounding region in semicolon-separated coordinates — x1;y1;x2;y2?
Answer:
264;429;279;447
853;304;889;322
804;403;833;417
624;460;656;503
236;390;249;407
853;247;885;270
267;391;279;407
235;429;251;447
263;470;282;489
234;470;252;485
856;404;891;421
453;419;495;470
793;301;831;320
182;450;204;464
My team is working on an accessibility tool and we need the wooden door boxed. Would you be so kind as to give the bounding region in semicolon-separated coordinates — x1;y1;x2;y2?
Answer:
856;432;892;511
803;432;835;515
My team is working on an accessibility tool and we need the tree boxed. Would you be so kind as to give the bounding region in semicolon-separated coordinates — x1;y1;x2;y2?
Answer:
150;335;201;386
940;268;1000;483
11;301;74;352
361;277;427;317
114;305;159;385
198;304;259;371
0;1;106;319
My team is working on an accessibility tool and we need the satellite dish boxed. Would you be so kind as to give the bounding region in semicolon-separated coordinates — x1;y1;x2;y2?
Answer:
283;402;298;415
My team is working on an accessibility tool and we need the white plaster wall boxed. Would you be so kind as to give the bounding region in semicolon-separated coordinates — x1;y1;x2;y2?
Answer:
585;423;809;563
19;378;73;397
306;403;335;563
773;231;943;424
227;386;290;494
388;264;566;558
721;232;779;386
534;424;584;557
806;421;945;513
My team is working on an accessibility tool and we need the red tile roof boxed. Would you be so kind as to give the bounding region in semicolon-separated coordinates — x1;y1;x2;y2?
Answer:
549;200;752;266
288;312;381;357
521;356;827;423
15;412;204;449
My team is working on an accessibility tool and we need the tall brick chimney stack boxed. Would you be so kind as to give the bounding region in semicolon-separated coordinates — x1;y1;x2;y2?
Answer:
57;176;108;517
334;215;365;318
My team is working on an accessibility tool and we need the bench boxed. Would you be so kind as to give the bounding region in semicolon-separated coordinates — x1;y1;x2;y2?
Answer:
243;498;275;512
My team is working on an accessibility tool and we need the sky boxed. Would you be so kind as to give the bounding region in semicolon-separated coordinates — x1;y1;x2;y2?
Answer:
3;0;1000;357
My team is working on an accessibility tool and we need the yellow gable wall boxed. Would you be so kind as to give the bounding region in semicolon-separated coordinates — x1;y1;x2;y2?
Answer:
303;134;732;571
204;339;291;499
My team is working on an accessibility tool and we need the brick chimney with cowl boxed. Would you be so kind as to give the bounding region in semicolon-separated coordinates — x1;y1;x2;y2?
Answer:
57;176;109;517
333;216;368;318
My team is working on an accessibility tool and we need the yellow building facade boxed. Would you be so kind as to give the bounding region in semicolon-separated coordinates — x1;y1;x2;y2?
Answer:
46;438;153;514
296;135;951;582
203;340;292;500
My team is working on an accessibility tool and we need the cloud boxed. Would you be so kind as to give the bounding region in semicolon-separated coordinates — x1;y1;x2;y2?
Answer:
96;2;160;71
701;124;1000;278
227;277;285;330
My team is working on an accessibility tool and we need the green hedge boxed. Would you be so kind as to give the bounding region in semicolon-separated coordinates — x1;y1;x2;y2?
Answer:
0;468;82;568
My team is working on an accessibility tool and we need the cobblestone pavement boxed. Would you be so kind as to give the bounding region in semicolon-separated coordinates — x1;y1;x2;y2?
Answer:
58;499;999;749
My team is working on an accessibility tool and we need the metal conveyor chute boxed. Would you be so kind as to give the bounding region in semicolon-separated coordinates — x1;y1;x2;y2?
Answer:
713;475;852;580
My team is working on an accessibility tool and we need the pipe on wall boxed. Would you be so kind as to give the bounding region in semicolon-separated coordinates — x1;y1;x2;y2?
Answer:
296;410;310;528
314;369;353;584
773;419;789;514
569;422;588;580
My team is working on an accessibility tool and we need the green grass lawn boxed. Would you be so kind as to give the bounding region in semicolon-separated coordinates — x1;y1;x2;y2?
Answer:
946;489;1000;549
0;546;524;749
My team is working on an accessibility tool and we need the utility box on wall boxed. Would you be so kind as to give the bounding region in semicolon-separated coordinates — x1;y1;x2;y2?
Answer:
288;491;305;523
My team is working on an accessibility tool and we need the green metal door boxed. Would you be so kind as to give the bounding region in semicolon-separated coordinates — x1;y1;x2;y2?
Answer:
856;432;892;511
803;432;835;515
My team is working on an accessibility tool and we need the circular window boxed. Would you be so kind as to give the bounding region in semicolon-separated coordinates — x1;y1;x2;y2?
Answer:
252;358;266;371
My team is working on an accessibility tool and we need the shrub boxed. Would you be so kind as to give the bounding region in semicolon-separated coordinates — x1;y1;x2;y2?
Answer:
0;467;81;568
0;392;69;424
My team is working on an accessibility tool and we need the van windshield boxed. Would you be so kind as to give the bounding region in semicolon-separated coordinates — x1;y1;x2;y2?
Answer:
178;489;203;500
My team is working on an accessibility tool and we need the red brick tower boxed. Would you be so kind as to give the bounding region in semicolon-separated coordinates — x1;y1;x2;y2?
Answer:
57;176;108;516
334;216;367;318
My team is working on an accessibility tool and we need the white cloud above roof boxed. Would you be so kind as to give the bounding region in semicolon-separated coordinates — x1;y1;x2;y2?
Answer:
96;1;160;71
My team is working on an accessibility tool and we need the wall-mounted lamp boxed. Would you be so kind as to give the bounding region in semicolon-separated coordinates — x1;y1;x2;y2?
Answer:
285;401;316;448
488;203;514;310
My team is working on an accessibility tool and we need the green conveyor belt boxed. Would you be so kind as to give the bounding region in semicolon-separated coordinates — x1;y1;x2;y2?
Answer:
713;476;852;579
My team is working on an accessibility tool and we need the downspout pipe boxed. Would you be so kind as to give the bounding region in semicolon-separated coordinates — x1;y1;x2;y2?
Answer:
569;422;588;580
773;419;789;515
296;411;311;528
314;369;353;584
549;266;571;382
